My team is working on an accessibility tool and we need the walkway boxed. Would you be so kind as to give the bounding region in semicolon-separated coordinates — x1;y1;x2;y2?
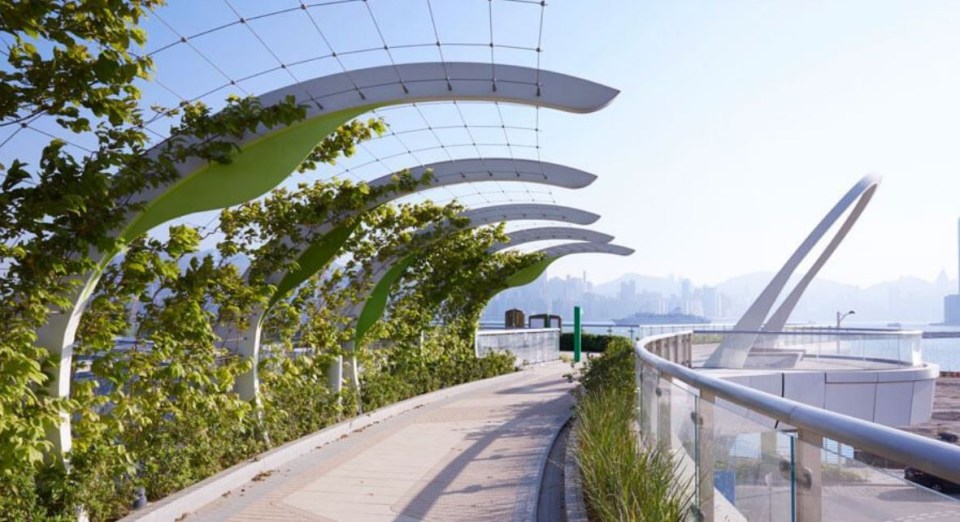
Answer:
185;362;575;522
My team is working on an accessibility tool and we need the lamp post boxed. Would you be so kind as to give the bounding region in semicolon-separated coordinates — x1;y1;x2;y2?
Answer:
836;309;856;328
835;309;855;360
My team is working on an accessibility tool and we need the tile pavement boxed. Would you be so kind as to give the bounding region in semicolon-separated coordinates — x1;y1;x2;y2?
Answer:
185;362;575;522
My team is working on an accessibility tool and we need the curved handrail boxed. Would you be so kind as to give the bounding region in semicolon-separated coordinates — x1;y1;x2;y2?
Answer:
637;331;960;486
693;327;924;338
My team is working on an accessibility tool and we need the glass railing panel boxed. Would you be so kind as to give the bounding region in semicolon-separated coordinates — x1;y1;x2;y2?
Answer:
638;363;660;446
654;372;673;450
691;328;923;370
702;398;796;521
808;436;960;521
659;379;700;512
668;380;698;458
474;329;560;365
638;330;960;522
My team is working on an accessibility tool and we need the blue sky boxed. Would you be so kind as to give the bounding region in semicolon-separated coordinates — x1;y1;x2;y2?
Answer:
4;1;960;288
540;1;960;287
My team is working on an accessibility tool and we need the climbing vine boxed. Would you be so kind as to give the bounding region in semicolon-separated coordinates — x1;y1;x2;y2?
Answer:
0;4;534;520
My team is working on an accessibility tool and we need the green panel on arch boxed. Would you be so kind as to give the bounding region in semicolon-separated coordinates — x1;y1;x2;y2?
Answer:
269;221;361;308
355;255;417;346
504;256;558;289
119;104;379;242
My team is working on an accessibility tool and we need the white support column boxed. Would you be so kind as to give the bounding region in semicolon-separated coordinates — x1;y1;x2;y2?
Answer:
36;308;82;458
233;318;263;404
35;275;99;461
326;355;343;394
342;341;362;414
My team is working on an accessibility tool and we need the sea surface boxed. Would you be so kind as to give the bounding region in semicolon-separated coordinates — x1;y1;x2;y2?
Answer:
911;325;960;372
573;322;960;371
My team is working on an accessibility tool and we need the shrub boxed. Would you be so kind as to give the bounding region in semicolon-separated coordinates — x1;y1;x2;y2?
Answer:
360;330;514;411
574;338;691;521
560;332;626;353
578;336;635;394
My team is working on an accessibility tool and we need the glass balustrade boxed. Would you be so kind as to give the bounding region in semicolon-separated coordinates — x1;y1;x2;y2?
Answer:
474;328;560;365
636;332;960;522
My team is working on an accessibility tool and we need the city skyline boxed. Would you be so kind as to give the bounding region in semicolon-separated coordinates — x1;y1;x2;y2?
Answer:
484;267;957;325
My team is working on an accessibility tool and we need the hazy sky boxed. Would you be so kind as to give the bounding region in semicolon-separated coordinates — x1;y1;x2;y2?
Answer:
539;2;960;288
5;1;960;289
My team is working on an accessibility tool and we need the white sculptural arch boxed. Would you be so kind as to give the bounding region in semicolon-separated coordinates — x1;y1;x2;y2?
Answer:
704;175;881;368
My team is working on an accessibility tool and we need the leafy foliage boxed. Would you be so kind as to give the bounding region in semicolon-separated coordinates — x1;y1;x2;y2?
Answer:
0;4;528;520
577;336;635;393
575;338;692;521
0;0;163;130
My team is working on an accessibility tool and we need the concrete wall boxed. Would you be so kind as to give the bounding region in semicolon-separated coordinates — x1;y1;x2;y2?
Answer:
708;364;939;428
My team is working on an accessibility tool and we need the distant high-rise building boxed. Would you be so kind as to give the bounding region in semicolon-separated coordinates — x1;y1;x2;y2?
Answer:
619;280;637;302
702;286;719;318
945;295;960;325
637;291;665;314
944;218;960;325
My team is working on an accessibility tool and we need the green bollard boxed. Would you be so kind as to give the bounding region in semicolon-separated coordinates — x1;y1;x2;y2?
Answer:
574;305;582;363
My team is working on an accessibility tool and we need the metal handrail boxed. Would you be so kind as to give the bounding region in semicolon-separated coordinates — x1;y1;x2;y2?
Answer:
475;328;561;335
692;327;924;338
637;331;960;486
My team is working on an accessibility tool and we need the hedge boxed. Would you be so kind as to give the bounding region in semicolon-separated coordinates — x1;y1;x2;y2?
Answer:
559;332;629;353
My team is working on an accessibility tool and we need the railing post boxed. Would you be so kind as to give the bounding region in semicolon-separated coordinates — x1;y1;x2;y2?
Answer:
795;429;823;522
698;390;715;522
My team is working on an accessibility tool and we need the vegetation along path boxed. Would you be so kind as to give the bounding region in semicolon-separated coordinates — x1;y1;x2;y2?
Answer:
177;362;574;522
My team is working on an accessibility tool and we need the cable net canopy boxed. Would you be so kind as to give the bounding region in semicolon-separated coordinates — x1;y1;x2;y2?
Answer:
0;0;583;240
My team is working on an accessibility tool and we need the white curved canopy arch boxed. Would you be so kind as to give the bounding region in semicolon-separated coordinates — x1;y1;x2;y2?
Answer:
264;158;599;302
37;62;617;457
327;206;612;406
329;202;602;339
535;242;636;258
220;161;601;399
128;61;618;233
489;227;615;253
227;203;601;402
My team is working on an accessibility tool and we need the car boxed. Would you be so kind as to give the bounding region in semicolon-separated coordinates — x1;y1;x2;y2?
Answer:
904;467;960;493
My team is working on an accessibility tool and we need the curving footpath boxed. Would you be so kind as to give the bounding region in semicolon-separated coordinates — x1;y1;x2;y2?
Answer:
179;362;574;522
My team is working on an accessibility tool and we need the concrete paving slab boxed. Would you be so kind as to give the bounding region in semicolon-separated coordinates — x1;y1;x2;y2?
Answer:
184;362;574;522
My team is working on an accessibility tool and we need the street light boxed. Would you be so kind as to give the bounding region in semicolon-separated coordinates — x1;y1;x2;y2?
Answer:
833;309;856;360
836;309;856;328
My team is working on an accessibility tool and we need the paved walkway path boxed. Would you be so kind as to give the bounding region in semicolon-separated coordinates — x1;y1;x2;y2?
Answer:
186;362;575;522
